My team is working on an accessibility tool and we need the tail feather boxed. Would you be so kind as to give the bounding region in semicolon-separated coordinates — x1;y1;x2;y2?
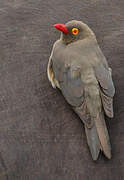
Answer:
85;125;100;160
94;111;111;159
85;111;111;160
74;105;111;160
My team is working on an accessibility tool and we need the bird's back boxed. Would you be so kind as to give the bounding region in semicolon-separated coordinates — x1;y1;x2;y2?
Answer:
52;38;101;86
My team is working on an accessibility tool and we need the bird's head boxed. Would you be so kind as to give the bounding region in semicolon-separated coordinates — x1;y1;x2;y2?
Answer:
54;20;95;44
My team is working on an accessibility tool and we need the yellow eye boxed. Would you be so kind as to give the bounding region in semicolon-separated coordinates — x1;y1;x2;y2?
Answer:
72;28;79;35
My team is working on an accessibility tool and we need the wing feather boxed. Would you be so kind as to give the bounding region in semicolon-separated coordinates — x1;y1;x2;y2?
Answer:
93;48;115;118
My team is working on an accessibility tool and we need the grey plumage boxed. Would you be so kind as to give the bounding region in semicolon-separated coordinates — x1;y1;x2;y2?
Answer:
47;20;115;160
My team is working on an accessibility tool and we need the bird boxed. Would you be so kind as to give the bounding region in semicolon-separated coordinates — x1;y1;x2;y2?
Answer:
47;20;115;160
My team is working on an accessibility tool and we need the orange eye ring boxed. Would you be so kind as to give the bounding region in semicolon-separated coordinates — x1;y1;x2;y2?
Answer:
72;28;79;35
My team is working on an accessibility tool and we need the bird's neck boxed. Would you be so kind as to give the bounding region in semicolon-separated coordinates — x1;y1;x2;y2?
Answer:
60;31;95;45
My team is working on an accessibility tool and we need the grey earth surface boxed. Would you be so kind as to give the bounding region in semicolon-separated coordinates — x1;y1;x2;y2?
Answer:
0;0;124;179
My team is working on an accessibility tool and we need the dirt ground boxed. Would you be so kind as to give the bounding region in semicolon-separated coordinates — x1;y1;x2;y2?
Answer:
0;0;124;179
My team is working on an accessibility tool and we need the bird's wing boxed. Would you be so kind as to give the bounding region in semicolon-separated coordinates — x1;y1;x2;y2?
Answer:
55;63;94;127
93;48;115;118
58;64;84;106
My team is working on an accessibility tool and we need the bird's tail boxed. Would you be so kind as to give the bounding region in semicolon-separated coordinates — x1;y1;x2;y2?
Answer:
85;124;100;160
85;111;111;160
